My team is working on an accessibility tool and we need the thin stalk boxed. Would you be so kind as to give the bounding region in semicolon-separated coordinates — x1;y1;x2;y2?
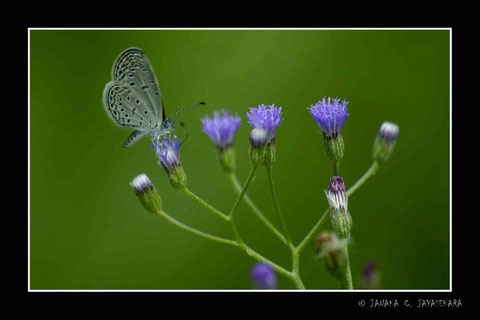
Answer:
228;164;258;218
156;209;291;279
226;164;293;280
291;253;306;289
181;188;230;221
341;244;353;289
333;160;340;176
296;207;329;254
228;172;287;245
265;165;293;249
156;210;237;247
347;161;378;197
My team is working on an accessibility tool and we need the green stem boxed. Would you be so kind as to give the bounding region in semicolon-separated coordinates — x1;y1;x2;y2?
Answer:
242;240;292;279
226;165;293;280
341;243;353;289
155;210;237;247
228;172;287;245
347;161;378;197
333;160;340;176
228;164;258;218
156;210;291;279
291;253;306;289
181;188;230;221
265;165;293;248
296;208;329;254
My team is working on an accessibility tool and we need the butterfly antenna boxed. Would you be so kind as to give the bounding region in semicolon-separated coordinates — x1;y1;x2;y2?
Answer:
168;102;206;119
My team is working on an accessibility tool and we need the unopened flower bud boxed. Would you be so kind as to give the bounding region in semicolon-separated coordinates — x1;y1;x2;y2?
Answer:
130;174;162;214
250;263;277;289
325;176;352;239
373;121;399;162
153;137;187;189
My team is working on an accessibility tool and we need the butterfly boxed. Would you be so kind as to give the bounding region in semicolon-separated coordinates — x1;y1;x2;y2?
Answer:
103;47;205;147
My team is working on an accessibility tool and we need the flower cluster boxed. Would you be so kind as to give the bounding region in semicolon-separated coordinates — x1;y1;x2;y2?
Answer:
126;94;400;290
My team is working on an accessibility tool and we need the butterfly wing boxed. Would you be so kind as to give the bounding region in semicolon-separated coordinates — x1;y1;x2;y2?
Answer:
123;130;147;148
103;81;160;137
112;47;164;125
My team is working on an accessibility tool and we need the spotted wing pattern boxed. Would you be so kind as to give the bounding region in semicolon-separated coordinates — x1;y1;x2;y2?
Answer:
112;47;163;123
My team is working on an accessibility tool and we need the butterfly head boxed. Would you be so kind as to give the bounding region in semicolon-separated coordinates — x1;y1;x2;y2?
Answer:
151;119;175;141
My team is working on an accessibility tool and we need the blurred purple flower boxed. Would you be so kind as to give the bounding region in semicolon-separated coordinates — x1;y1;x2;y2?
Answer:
250;263;277;289
201;110;241;149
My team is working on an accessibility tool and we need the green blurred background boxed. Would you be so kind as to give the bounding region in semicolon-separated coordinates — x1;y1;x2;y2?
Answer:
30;30;450;289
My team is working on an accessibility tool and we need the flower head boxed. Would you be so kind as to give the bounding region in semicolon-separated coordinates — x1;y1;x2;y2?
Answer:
378;121;399;143
308;97;349;138
250;263;277;289
373;121;399;162
247;104;284;147
153;136;182;172
130;174;154;194
325;176;352;239
201;110;241;150
130;174;162;213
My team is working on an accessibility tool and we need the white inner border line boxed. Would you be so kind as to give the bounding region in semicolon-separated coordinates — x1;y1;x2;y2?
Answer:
28;27;452;292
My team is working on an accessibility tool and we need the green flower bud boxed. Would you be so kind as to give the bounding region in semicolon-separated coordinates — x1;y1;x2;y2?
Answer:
130;174;162;214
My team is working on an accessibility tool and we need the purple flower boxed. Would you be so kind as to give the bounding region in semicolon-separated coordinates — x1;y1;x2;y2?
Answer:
250;263;277;289
308;97;349;138
378;122;399;143
201;111;241;149
152;137;182;172
246;104;284;146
